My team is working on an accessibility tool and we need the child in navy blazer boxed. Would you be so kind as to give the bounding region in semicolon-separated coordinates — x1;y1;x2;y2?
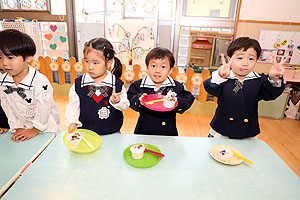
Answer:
66;38;129;135
0;105;9;133
127;47;194;136
204;37;289;139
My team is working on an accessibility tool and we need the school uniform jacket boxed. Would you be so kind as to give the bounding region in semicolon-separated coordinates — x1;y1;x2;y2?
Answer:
127;75;195;136
0;66;61;134
66;72;129;135
204;71;284;139
0;105;9;129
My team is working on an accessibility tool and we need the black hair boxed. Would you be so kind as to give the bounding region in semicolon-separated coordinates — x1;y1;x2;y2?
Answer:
145;47;175;68
0;29;36;61
83;37;122;77
227;37;261;59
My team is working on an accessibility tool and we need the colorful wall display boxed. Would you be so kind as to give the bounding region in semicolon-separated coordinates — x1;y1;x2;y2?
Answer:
258;30;300;65
106;19;155;69
2;0;48;11
40;22;69;58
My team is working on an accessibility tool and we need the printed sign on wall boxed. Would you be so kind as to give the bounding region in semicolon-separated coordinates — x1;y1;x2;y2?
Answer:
40;22;69;58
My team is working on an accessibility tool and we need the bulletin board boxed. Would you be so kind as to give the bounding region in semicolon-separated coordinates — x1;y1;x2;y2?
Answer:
40;22;69;58
258;30;300;65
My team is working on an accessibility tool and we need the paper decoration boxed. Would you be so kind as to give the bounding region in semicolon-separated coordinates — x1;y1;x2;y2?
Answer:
40;22;69;58
125;0;137;13
4;0;18;9
106;20;155;68
3;0;48;10
143;0;156;14
113;0;124;12
21;0;32;9
259;30;300;65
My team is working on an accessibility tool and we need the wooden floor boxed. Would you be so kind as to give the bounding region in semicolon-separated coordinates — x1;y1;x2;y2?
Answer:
54;95;300;178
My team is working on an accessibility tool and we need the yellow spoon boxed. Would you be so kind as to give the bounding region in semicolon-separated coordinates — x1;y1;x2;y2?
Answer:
82;136;95;149
145;98;164;105
232;150;253;165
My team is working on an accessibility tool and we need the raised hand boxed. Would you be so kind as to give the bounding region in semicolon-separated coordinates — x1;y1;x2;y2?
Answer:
218;54;235;79
269;55;289;82
110;87;122;104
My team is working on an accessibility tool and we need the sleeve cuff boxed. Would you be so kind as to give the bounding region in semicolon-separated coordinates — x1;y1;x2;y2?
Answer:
67;121;83;129
268;78;282;87
211;70;228;84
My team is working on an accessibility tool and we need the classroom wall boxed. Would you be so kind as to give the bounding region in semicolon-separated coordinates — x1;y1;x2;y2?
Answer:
239;0;300;22
236;0;300;73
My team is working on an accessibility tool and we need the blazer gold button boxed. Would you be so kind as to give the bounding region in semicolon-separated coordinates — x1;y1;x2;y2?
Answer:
229;117;234;121
162;122;166;126
244;118;249;123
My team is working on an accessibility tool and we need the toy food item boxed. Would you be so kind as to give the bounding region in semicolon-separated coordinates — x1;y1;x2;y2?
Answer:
163;94;177;108
217;147;233;162
130;144;145;159
67;132;83;148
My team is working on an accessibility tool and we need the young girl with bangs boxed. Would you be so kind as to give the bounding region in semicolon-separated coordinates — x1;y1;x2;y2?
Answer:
66;38;129;135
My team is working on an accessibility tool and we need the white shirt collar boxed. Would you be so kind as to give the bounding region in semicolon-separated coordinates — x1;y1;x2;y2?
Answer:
227;71;261;82
81;71;115;88
0;66;38;90
140;75;176;89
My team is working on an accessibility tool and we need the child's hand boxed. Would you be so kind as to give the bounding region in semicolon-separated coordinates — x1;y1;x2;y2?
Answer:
68;123;77;133
139;93;147;106
0;128;8;134
110;87;122;104
218;54;235;79
269;55;289;82
11;128;39;142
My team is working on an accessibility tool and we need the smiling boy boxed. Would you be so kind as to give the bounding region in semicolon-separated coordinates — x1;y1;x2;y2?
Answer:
204;37;288;139
127;47;194;136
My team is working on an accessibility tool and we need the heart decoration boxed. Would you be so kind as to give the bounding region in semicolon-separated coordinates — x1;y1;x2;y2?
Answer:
44;34;52;40
58;26;65;33
52;35;59;42
60;36;67;43
50;43;57;50
50;25;57;32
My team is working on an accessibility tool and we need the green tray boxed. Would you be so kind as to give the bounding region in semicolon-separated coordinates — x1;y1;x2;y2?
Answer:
123;143;162;168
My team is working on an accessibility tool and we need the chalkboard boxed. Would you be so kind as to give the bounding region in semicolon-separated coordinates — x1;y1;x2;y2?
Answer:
258;30;300;65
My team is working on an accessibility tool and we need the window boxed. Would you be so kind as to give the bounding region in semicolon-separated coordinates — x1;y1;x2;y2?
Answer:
183;0;237;19
1;0;50;12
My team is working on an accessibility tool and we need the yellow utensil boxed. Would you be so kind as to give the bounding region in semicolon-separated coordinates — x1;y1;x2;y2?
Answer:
232;150;253;165
82;136;95;149
145;98;164;105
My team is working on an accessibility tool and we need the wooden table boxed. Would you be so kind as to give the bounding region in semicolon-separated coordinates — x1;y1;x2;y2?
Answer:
0;132;55;196
2;133;300;200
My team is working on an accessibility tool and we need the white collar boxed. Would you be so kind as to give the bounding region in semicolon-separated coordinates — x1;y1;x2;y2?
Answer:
81;71;115;88
140;75;176;89
0;66;38;90
227;71;261;82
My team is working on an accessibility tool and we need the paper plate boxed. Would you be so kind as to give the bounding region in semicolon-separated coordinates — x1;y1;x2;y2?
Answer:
63;129;102;154
210;145;243;165
141;94;178;112
123;143;162;168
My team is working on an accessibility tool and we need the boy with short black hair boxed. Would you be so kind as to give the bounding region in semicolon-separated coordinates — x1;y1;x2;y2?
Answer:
204;37;288;139
127;47;194;136
0;29;60;142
